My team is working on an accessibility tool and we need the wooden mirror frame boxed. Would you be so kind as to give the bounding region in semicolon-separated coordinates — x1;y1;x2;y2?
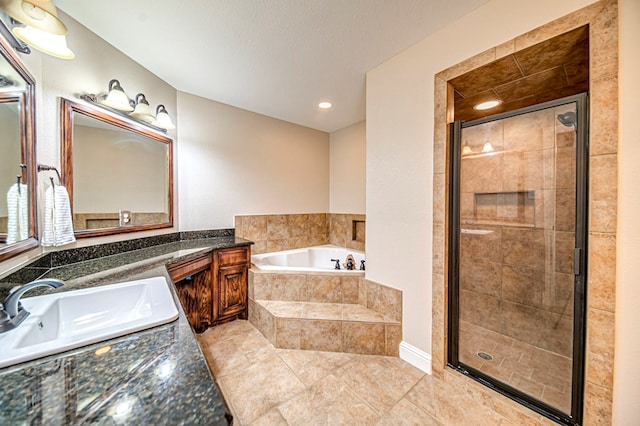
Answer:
0;35;38;262
60;97;174;238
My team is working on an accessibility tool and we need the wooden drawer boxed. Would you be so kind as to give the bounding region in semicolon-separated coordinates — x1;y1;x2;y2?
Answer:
217;247;249;267
167;253;212;282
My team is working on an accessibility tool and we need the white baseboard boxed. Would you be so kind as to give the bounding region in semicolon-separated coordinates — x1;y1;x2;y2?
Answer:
399;341;432;375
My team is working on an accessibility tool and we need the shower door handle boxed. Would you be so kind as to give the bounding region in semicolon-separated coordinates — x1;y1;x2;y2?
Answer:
574;248;582;275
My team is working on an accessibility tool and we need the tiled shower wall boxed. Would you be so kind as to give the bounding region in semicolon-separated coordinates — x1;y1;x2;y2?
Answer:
235;213;365;254
459;107;576;358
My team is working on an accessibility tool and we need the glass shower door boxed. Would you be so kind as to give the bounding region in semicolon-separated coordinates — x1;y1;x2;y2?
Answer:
448;94;587;425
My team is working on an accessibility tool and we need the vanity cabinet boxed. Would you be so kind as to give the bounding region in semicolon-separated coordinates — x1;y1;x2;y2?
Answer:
167;245;250;332
212;246;250;325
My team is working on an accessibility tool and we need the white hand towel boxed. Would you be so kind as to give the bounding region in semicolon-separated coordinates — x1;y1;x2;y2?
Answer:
6;183;28;244
42;184;76;247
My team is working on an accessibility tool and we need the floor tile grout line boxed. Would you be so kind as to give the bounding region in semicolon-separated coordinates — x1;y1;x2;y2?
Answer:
331;366;386;419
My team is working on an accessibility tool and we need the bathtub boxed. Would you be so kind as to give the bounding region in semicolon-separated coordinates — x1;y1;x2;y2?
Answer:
251;245;365;273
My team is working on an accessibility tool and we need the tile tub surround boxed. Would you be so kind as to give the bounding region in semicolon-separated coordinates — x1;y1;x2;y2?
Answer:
198;320;559;425
432;1;619;423
249;269;402;356
0;233;252;424
235;213;366;254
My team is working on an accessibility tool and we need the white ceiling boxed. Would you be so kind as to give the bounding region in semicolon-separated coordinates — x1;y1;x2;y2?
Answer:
56;0;487;133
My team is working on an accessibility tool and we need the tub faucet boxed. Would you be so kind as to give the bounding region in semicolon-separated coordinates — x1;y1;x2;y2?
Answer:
330;259;341;270
344;254;356;270
0;279;64;333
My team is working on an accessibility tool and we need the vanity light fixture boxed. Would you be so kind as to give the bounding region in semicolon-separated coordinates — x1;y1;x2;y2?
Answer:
474;100;502;111
12;25;73;59
2;0;67;34
461;144;473;156
318;101;332;109
101;79;133;112
129;93;155;123
79;82;174;132
0;0;74;59
153;104;175;130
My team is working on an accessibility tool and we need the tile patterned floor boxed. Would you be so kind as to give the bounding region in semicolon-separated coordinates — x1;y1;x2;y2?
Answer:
459;320;572;412
198;320;558;425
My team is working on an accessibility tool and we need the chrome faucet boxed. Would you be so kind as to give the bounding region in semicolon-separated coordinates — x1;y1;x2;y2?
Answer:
0;279;64;333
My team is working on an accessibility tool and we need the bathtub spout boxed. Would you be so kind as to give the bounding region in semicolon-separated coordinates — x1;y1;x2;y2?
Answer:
344;254;356;270
330;259;341;270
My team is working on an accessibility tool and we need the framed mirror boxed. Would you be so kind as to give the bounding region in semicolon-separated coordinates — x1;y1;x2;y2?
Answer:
60;98;173;238
0;34;38;262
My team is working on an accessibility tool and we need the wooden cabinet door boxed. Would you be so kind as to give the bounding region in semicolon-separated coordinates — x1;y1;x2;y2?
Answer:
174;269;212;333
212;246;250;324
167;253;213;333
215;264;248;321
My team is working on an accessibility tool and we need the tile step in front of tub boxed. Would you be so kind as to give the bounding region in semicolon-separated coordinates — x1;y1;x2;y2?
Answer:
250;300;401;356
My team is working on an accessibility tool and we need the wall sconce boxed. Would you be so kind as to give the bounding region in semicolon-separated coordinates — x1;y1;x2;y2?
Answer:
153;105;175;130
129;93;155;123
101;79;133;111
0;0;74;59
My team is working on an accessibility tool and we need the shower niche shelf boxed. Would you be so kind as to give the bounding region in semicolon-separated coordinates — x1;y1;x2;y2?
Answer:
462;190;536;228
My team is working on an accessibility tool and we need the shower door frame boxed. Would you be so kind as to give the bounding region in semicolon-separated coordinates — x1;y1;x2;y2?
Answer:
447;93;589;426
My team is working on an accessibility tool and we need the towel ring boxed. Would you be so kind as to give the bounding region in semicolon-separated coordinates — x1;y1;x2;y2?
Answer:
37;163;62;185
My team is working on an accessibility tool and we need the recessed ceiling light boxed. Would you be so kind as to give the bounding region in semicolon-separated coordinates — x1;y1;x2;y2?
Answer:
318;101;332;109
474;100;502;110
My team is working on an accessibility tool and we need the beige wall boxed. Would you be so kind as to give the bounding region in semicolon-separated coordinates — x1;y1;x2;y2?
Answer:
613;0;640;422
34;10;178;217
1;11;331;275
176;92;329;231
366;0;598;357
329;121;365;214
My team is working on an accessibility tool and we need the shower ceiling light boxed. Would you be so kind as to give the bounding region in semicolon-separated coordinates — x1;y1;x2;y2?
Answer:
474;100;502;111
318;101;332;109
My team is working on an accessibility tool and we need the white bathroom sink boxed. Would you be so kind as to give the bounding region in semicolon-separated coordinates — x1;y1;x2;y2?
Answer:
0;276;179;368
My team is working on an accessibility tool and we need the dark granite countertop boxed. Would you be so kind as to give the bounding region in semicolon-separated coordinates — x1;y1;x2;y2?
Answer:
0;236;252;425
